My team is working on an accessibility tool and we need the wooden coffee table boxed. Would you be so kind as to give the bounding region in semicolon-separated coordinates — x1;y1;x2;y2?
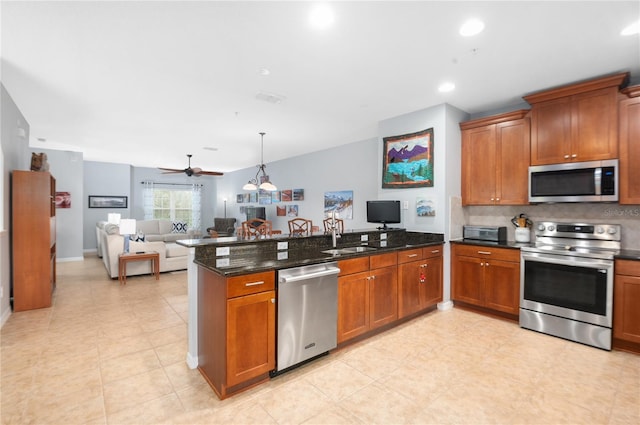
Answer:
118;251;160;285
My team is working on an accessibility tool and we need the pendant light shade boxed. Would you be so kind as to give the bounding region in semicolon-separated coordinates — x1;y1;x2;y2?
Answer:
243;132;277;191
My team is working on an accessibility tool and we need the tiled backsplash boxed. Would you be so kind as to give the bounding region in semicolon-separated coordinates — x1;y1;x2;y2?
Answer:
459;203;640;250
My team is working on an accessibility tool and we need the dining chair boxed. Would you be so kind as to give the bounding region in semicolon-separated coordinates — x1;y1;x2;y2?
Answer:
242;219;272;239
288;218;312;236
323;217;344;233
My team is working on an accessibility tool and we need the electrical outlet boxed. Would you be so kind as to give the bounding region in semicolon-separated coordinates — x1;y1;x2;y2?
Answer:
277;241;288;250
215;246;230;257
403;200;409;210
361;234;368;242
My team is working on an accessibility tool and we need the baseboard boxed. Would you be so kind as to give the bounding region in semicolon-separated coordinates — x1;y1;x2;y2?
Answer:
0;308;11;328
56;256;84;263
437;300;454;311
186;352;198;369
83;248;97;254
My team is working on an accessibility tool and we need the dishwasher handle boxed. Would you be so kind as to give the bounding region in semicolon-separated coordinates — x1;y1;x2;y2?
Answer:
279;267;340;283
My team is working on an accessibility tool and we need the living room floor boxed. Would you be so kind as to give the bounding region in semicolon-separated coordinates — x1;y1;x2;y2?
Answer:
1;255;638;425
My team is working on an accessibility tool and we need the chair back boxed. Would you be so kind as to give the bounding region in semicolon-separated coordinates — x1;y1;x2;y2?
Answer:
241;219;272;239
288;218;312;236
323;217;344;233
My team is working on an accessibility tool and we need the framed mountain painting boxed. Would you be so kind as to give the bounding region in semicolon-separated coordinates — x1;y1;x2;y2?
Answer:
382;128;434;188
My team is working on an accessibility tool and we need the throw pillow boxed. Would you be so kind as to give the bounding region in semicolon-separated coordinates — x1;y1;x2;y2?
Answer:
134;231;145;242
104;223;119;235
172;221;187;233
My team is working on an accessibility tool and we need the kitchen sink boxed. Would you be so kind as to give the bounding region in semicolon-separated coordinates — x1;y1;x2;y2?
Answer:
321;246;377;255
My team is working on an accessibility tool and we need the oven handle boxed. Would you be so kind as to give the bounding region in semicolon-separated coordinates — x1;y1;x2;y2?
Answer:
520;251;613;270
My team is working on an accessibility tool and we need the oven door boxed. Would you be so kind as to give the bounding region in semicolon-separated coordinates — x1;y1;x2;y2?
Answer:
520;251;613;328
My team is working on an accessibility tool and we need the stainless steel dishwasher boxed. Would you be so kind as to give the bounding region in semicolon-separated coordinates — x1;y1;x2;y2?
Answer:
276;262;340;373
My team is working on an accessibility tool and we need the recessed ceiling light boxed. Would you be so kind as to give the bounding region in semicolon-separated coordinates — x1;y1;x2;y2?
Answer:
203;147;218;151
259;68;270;76
438;82;456;93
621;20;640;36
309;3;335;30
460;18;485;37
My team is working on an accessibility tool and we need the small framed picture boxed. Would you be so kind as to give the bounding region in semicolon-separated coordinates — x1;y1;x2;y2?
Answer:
88;195;128;209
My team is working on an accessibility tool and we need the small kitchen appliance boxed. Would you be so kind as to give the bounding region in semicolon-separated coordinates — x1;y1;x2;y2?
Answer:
519;222;620;350
463;225;507;242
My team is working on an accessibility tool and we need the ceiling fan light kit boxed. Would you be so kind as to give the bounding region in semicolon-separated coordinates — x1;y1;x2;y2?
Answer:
244;132;277;192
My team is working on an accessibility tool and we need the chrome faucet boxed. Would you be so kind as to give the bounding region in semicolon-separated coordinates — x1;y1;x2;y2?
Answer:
329;212;341;248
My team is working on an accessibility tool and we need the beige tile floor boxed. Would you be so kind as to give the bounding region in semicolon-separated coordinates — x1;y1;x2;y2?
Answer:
1;255;639;425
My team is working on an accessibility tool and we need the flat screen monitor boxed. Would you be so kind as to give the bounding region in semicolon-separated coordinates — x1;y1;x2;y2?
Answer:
366;200;401;229
245;206;266;222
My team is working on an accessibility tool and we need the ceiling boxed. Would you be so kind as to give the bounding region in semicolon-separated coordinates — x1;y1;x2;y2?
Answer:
2;1;639;173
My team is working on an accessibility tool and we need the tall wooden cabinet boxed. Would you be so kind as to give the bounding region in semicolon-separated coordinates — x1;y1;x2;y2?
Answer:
11;170;56;312
524;72;628;165
619;85;640;205
460;110;530;206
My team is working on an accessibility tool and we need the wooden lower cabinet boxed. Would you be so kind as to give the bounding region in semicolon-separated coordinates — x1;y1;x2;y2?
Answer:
337;253;398;344
198;267;275;399
451;244;520;317
398;245;443;318
613;260;640;351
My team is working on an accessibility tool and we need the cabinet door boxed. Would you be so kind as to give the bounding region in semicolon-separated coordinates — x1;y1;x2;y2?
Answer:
337;271;370;343
530;97;572;165
495;118;530;205
226;290;275;387
483;260;520;315
422;255;443;307
369;266;398;330
398;261;423;318
462;125;497;205
614;273;640;344
571;87;618;161
451;255;484;306
619;95;640;204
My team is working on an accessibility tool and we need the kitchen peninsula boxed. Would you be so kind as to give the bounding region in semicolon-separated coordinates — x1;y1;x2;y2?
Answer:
178;228;444;399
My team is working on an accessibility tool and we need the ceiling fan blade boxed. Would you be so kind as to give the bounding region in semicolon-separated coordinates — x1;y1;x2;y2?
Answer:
191;167;202;174
158;167;185;173
196;170;224;176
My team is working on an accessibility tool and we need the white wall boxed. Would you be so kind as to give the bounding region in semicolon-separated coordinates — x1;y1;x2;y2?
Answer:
218;137;380;233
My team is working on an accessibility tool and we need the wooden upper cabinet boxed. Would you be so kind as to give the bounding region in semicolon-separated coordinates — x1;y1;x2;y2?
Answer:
619;85;640;205
460;110;530;206
524;72;628;165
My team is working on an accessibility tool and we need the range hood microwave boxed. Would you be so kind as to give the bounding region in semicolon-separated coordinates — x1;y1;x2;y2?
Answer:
529;159;618;203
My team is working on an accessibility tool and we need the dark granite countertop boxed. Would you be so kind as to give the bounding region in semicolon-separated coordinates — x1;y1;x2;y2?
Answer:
185;229;445;276
616;249;640;261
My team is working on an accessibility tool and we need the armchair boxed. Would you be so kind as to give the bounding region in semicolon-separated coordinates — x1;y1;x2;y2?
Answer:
206;217;237;237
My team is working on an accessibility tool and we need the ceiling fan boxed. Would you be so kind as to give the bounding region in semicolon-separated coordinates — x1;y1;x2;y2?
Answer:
158;154;223;177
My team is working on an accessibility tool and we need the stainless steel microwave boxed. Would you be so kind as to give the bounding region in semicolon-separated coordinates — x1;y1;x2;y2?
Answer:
529;159;618;203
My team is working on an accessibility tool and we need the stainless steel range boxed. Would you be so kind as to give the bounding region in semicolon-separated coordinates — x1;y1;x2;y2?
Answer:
520;222;620;350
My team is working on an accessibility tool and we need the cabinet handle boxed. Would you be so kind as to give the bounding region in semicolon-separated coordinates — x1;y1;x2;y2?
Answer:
564;154;570;159
571;154;577;158
495;198;500;201
477;251;491;255
271;298;276;304
486;262;490;267
480;262;485;267
431;249;440;254
245;281;265;287
407;254;419;258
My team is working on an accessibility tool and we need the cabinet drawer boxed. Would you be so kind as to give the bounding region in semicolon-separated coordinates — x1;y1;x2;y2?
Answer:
423;245;443;259
338;257;370;276
398;248;423;264
370;252;397;269
616;259;640;277
227;271;275;298
453;244;520;262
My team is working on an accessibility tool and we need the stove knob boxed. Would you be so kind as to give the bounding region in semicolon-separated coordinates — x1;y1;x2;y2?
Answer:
607;227;617;235
537;224;546;231
548;225;555;232
596;226;605;234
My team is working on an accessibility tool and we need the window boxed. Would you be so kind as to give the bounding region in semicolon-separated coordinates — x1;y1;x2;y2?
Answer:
152;189;193;225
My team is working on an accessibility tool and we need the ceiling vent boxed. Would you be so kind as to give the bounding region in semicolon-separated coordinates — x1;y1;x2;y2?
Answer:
255;91;286;104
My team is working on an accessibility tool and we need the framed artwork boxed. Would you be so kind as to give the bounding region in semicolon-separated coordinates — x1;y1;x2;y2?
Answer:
382;128;434;188
258;189;272;205
236;194;244;203
276;205;287;216
55;192;71;208
88;195;128;208
286;204;299;217
281;190;293;202
272;191;281;203
417;197;436;216
324;190;353;219
293;189;305;201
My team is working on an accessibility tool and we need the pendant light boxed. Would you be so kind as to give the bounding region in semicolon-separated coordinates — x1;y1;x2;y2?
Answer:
243;132;277;191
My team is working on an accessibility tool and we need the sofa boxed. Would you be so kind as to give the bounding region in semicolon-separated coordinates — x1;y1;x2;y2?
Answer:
97;219;193;279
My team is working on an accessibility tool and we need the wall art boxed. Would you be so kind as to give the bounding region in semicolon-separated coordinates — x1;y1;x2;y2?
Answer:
382;127;434;188
417;197;436;216
88;195;128;209
324;190;353;219
55;192;71;208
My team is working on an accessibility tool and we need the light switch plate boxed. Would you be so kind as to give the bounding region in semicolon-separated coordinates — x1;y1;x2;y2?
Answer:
216;247;230;257
277;241;288;250
361;234;368;242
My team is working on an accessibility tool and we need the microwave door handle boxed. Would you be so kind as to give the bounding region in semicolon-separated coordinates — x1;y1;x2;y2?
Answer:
594;167;602;196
